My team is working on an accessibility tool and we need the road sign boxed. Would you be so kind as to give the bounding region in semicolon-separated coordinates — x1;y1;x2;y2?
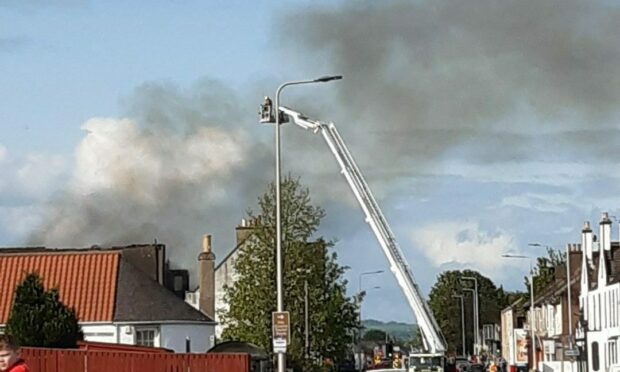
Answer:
272;311;290;354
273;338;287;354
565;349;580;357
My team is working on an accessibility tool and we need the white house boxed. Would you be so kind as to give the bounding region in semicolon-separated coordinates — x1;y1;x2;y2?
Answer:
0;245;216;352
186;218;255;338
579;213;620;372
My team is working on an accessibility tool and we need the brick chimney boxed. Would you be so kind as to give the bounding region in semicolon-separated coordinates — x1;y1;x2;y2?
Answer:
582;221;593;261
235;218;254;246
600;212;612;252
235;217;261;246
198;234;216;319
581;221;592;294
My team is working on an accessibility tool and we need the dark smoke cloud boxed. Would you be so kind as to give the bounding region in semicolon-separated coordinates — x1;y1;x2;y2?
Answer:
278;0;620;174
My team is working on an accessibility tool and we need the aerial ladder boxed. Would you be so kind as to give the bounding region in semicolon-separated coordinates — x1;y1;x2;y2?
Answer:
259;99;448;369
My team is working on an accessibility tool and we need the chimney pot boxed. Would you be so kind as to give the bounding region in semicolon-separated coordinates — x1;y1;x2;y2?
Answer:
202;234;212;253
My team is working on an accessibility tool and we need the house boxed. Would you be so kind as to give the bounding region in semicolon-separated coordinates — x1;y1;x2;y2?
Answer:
0;243;216;352
186;217;327;339
501;244;582;371
578;213;620;372
501;297;528;367
186;218;256;338
527;244;582;372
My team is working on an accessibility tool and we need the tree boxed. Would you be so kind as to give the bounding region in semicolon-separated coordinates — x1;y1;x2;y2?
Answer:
220;176;360;371
7;272;81;348
428;270;509;355
362;329;387;342
526;247;566;296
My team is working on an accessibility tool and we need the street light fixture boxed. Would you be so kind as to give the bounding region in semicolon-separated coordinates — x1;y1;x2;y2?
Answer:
357;270;383;372
264;75;342;372
359;270;384;294
360;285;382;322
502;253;537;372
358;271;384;337
357;285;381;371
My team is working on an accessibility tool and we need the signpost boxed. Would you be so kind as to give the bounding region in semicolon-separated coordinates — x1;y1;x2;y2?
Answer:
272;311;290;354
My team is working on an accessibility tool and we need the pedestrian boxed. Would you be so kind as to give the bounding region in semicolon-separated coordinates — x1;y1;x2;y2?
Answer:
489;361;497;372
0;335;29;372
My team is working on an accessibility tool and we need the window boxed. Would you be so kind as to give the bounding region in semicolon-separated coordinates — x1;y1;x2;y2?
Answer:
135;327;158;347
592;342;600;371
605;340;618;368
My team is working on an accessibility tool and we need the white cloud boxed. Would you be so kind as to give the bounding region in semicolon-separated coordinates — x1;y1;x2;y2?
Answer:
437;160;613;187
410;220;521;278
498;193;574;213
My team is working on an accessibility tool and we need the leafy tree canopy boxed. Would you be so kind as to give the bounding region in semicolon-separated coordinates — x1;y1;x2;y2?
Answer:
7;272;81;348
220;176;360;371
526;247;566;296
428;270;509;355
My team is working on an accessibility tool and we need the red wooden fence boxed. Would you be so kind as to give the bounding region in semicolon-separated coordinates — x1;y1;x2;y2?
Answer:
22;348;250;372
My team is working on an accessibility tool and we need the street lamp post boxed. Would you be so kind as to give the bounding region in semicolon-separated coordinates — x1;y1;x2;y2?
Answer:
461;276;479;355
357;270;383;372
452;294;466;357
565;244;573;351
358;270;384;327
502;254;537;372
462;287;477;356
359;270;384;294
261;76;342;372
268;75;342;372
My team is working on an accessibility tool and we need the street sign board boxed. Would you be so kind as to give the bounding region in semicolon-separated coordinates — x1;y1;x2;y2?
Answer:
272;311;290;354
273;338;287;354
565;349;580;357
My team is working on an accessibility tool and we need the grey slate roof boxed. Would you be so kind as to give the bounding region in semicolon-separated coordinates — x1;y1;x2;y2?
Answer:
114;258;213;322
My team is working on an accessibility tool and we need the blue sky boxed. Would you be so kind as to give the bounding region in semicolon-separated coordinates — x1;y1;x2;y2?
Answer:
2;0;620;324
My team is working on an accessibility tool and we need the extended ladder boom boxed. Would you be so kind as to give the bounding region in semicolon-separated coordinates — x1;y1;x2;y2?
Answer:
278;106;447;354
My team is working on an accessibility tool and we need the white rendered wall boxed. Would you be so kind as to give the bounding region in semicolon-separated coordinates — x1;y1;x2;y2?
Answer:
81;323;117;344
160;324;215;353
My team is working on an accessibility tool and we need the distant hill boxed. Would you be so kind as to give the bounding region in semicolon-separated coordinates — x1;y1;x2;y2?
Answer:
362;319;418;342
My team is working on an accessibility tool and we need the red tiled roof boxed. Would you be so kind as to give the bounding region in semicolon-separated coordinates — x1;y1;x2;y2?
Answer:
0;252;120;324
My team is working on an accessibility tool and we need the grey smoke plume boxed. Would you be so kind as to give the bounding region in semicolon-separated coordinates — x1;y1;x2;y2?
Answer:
28;80;273;281
279;0;620;173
